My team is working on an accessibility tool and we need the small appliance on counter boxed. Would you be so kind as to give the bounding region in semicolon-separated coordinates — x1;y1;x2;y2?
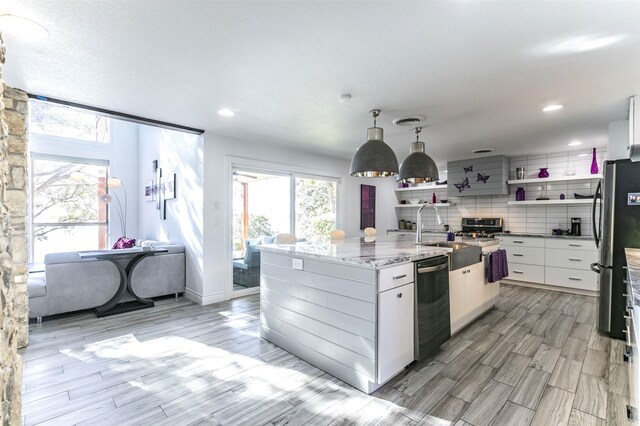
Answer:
571;218;581;236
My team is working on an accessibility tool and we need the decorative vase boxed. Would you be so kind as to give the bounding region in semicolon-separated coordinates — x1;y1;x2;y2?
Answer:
538;168;549;178
590;147;599;174
516;187;525;201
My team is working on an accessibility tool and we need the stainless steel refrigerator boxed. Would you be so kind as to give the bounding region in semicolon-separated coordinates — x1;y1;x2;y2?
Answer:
592;159;640;339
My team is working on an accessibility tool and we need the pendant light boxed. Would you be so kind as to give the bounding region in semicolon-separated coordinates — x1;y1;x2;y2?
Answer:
349;109;399;177
397;127;439;183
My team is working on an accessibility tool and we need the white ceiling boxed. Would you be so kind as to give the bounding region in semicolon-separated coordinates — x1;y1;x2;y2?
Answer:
2;1;640;166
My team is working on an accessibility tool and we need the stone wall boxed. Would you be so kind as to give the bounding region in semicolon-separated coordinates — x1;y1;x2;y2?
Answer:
0;31;28;425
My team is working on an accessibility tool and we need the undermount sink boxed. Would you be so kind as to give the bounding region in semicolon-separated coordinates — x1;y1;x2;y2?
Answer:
419;241;482;271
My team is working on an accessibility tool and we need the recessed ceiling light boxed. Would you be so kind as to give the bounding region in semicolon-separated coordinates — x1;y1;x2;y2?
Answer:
542;104;563;112
0;14;48;40
578;153;589;157
472;148;494;154
338;94;352;103
217;108;235;117
568;141;582;146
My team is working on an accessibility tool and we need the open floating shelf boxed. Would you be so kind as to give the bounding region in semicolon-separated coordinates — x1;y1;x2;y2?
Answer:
395;203;455;208
506;174;602;185
395;184;447;192
507;199;600;205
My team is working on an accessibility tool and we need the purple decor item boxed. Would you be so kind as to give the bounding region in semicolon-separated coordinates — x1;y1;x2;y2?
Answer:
560;193;565;200
590;147;599;174
516;187;525;201
112;236;136;249
538;168;549;178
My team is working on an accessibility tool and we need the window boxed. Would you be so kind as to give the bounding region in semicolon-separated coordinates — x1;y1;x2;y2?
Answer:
30;155;109;264
295;177;338;242
29;99;110;143
231;167;339;293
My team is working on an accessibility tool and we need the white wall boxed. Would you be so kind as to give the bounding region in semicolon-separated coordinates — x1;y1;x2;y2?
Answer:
396;148;606;236
137;125;204;296
29;119;139;244
199;134;397;304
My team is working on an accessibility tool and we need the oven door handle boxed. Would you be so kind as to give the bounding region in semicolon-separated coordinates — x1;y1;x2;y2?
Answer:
417;264;448;273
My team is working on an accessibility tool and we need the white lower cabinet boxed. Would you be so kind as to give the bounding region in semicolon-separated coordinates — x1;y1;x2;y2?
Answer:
501;236;599;292
377;282;414;384
449;262;488;334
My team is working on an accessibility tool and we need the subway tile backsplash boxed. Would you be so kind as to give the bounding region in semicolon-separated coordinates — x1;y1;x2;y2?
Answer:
395;149;605;236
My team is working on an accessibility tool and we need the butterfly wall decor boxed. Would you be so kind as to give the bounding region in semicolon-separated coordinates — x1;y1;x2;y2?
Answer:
463;165;473;174
477;173;490;184
454;177;470;193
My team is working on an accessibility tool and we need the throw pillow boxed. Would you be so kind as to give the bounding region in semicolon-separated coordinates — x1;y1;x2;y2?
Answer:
113;236;136;249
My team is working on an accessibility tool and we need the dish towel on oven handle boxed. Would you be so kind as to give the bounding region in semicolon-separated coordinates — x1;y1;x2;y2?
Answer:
488;248;509;283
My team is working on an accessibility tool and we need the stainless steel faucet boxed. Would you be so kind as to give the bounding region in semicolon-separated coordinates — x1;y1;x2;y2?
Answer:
416;203;444;244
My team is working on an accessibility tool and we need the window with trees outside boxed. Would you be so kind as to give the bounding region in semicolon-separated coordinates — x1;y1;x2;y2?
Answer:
30;155;109;265
29;99;110;143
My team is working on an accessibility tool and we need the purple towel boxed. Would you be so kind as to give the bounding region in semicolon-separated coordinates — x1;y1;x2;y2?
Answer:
489;249;509;283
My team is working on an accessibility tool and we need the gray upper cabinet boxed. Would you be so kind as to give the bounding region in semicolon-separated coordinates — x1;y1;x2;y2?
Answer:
447;155;510;197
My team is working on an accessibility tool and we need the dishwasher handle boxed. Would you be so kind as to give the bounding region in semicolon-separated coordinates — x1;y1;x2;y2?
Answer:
417;264;448;273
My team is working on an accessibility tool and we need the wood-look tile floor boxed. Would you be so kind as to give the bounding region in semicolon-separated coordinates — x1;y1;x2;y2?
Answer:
21;284;631;425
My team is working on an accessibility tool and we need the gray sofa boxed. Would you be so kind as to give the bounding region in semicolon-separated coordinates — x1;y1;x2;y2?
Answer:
28;241;185;320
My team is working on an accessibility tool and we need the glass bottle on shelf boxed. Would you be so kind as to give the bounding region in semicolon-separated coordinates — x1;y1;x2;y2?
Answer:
515;187;525;201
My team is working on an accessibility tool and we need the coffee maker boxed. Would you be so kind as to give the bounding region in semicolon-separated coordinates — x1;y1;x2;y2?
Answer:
571;218;581;236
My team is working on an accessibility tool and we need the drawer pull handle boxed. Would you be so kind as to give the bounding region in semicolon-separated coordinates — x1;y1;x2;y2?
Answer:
513;270;524;274
392;274;407;280
569;244;582;247
397;293;403;298
513;240;524;243
513;253;524;257
569;258;582;261
569;277;582;281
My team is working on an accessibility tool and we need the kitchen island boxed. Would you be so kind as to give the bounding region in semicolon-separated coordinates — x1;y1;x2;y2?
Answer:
258;234;498;394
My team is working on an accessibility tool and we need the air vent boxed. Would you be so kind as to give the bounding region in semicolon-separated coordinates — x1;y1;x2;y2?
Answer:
392;116;425;126
472;148;495;154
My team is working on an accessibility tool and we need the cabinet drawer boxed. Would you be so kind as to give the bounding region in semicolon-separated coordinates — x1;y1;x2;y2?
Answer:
500;236;545;248
545;238;597;251
508;263;545;284
504;246;545;266
544;267;599;291
379;263;414;292
545;249;598;270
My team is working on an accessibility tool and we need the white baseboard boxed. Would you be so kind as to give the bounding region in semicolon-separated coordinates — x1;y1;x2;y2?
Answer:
184;288;226;306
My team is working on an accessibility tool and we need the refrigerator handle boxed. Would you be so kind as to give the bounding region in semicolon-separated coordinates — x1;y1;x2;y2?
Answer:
592;179;602;248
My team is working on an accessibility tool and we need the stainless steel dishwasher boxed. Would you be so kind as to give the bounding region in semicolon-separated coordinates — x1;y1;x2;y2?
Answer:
414;255;451;361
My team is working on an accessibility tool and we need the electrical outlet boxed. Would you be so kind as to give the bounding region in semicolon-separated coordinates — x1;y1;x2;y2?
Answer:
292;258;303;270
213;215;220;227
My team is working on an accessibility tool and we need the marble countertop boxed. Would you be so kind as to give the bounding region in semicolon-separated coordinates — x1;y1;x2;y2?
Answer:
496;233;594;240
259;234;453;268
625;248;640;307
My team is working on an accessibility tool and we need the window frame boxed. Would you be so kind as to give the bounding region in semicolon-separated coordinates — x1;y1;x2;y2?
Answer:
28;153;111;264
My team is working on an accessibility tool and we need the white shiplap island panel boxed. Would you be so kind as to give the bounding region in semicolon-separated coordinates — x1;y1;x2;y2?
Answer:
260;251;379;392
258;235;450;394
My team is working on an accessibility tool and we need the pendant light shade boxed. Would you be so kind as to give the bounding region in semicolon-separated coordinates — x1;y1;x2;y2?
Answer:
350;109;398;177
398;127;439;183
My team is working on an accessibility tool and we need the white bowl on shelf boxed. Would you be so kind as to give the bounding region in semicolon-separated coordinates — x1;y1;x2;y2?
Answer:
406;199;421;204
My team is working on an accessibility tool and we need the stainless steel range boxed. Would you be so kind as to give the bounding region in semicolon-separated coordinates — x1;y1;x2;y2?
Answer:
455;218;504;239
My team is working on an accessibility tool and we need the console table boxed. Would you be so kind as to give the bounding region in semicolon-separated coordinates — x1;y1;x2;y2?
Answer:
79;248;169;317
